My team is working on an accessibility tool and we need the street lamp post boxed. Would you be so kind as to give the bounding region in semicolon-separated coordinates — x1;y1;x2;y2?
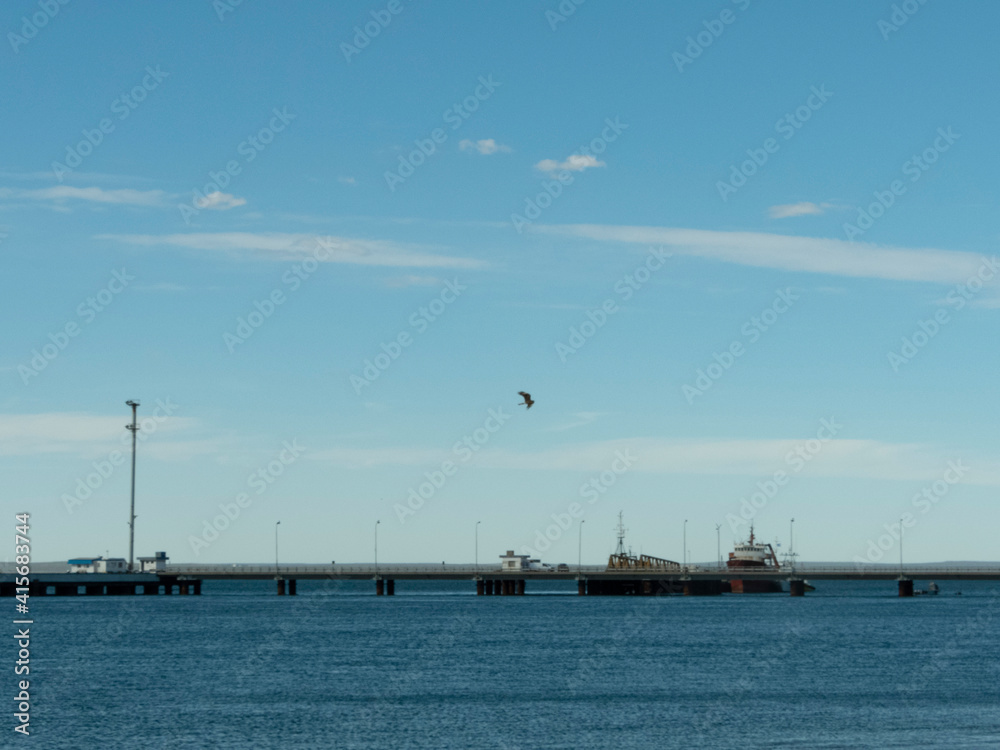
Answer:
475;520;480;574
899;516;903;574
274;520;280;577
790;517;795;570
125;400;140;573
375;520;380;576
578;520;585;574
683;519;688;570
715;524;721;570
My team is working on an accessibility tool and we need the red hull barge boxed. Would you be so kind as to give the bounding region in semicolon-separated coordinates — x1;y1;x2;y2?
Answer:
727;528;783;593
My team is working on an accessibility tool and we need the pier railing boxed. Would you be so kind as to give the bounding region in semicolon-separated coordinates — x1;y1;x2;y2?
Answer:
157;562;1000;580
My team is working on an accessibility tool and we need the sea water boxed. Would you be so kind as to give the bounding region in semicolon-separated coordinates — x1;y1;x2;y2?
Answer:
20;579;1000;748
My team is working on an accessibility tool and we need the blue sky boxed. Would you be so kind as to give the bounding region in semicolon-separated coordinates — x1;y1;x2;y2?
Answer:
3;0;999;566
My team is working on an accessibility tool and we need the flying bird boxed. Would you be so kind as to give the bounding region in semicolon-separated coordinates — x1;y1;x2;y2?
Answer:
518;391;534;409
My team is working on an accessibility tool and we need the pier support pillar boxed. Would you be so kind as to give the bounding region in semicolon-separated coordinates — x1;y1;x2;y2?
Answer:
179;583;189;595
277;579;286;596
578;579;586;596
476;579;485;596
517;579;525;595
54;584;77;596
789;580;805;597
898;579;914;597
376;578;384;596
288;579;297;596
163;583;173;595
193;580;202;596
86;584;104;596
143;583;158;595
386;580;394;596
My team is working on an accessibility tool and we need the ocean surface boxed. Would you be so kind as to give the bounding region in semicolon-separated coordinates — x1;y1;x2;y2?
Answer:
22;579;1000;749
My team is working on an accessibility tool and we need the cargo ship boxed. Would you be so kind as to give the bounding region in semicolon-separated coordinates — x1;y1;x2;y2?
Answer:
727;527;783;593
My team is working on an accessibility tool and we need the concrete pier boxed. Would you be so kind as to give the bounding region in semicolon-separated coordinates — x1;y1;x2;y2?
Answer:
276;578;286;595
898;578;914;597
376;578;384;596
476;579;485;595
288;579;297;596
386;579;394;596
578;579;586;596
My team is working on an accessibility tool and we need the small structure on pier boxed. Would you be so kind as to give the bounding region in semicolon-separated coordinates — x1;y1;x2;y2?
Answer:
138;551;168;573
67;556;128;574
499;550;532;570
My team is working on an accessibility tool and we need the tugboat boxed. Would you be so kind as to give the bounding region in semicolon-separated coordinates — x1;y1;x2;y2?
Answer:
727;526;783;593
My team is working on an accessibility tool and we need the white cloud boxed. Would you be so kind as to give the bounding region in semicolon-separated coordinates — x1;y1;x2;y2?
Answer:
96;232;488;269
538;223;997;284
2;186;167;206
535;154;605;173
194;191;246;211
459;138;512;155
768;201;830;219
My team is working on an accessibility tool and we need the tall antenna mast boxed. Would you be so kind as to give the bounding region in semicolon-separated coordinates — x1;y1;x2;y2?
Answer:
614;511;627;556
126;400;140;573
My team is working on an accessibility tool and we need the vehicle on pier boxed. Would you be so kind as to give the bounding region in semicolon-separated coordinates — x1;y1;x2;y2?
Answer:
727;527;783;593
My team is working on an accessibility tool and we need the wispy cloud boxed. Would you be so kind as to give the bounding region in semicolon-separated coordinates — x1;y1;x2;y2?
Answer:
133;282;197;293
194;191;246;211
768;201;833;219
309;436;998;485
546;411;605;432
459;138;512;155
338;176;357;185
535;154;605;173
538;224;996;284
0;412;198;458
96;232;488;269
0;185;167;206
0;171;154;184
382;275;444;288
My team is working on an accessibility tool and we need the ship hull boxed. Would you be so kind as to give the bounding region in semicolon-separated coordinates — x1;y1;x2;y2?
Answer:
727;559;782;593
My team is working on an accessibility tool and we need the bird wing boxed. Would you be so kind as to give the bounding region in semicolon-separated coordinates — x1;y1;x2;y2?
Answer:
518;391;531;398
